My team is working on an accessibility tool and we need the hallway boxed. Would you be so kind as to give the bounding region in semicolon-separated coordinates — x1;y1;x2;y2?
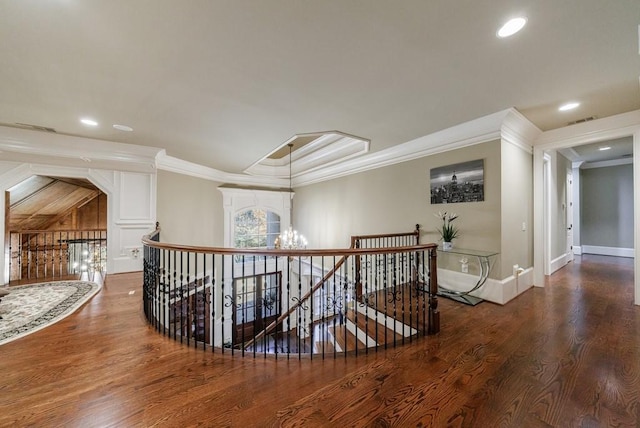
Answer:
0;255;637;427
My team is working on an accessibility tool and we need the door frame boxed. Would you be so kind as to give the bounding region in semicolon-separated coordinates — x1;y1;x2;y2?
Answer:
533;110;640;305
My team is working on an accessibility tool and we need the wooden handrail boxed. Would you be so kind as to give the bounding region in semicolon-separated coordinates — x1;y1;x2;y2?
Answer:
142;224;440;353
245;225;427;350
142;234;435;258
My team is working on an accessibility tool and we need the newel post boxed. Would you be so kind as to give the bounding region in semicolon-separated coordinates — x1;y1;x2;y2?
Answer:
428;246;440;334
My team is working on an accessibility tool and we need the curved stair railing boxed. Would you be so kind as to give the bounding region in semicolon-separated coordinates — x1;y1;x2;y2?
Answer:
142;224;439;359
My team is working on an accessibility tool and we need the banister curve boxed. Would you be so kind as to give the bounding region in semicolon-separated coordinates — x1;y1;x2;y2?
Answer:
141;224;439;358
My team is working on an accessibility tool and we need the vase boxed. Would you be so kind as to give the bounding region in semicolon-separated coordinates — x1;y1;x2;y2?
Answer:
442;241;453;251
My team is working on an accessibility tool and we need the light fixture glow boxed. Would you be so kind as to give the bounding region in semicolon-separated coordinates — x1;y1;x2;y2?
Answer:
274;143;307;250
599;146;611;151
113;124;133;132
80;118;98;126
497;17;527;38
559;102;580;111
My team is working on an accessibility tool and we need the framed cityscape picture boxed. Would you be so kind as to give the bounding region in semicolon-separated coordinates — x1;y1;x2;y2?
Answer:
430;159;484;204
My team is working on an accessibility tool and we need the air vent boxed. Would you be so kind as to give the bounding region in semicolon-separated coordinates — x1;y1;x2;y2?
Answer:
14;122;57;133
567;116;597;126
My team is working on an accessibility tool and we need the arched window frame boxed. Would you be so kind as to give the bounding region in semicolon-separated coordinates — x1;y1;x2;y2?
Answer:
218;187;292;249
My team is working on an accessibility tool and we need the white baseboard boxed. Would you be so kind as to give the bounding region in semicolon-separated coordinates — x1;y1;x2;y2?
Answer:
437;267;533;305
573;246;582;255
581;245;634;258
550;253;568;274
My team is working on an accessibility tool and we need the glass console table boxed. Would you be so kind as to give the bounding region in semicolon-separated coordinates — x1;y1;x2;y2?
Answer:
436;247;499;306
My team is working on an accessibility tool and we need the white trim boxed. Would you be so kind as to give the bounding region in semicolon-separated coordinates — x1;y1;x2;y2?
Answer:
295;109;510;186
0;125;160;173
581;245;634;258
573;245;582;255
157;151;287;187
550;253;569;274
535;109;640;149
532;109;640;306
634;131;640;305
437;267;533;305
580;158;633;169
244;132;370;178
155;108;515;187
501;108;541;153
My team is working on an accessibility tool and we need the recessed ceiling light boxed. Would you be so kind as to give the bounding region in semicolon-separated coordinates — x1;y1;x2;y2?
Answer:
599;146;611;151
113;124;133;132
559;102;580;112
80;118;98;126
497;17;527;38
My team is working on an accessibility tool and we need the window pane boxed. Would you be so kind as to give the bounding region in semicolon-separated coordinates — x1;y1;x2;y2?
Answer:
234;209;280;250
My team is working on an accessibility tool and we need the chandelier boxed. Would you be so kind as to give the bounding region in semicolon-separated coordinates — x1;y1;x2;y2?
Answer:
275;143;307;249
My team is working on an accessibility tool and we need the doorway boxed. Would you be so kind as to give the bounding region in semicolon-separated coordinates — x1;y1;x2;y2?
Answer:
6;176;107;284
233;272;282;345
538;133;637;304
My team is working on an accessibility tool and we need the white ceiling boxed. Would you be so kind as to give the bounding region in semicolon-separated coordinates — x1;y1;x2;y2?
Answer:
1;1;639;174
559;136;634;164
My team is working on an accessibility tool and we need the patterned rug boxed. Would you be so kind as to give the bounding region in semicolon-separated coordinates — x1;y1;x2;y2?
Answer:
0;281;101;346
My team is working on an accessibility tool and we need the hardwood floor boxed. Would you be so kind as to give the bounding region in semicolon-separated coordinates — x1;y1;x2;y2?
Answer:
0;255;638;427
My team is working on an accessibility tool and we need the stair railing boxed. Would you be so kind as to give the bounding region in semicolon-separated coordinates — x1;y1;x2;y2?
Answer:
142;224;438;359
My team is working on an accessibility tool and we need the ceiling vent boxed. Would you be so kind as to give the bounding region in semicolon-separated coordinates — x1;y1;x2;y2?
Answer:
567;116;597;126
14;122;57;133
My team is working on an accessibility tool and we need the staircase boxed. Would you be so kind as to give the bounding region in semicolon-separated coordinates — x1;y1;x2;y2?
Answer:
312;305;417;354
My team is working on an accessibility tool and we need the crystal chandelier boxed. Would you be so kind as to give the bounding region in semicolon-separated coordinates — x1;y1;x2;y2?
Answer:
275;143;307;249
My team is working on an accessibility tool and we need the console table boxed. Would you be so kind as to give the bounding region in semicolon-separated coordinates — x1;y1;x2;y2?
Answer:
436;247;499;306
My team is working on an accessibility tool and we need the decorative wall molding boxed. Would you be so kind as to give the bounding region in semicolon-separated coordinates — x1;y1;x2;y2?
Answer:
244;131;370;178
218;186;291;248
0;161;155;283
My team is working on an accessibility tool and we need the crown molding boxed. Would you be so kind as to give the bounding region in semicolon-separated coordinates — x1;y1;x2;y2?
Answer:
294;109;511;186
0;125;160;173
534;109;640;149
159;109;519;187
244;131;370;178
156;151;288;187
501;108;541;153
580;158;633;169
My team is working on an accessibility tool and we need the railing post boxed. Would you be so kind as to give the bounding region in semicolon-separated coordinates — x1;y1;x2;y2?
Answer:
354;238;362;300
428;247;440;334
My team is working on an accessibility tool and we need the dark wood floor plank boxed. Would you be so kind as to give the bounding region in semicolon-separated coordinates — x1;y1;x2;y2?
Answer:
0;255;638;426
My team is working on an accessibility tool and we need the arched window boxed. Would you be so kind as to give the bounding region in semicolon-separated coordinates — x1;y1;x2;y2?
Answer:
234;209;280;249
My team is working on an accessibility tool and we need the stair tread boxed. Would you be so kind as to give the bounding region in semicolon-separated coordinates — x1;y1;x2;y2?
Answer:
346;310;405;344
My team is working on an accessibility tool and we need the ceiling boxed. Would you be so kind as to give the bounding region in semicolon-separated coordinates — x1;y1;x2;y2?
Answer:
0;1;639;175
9;176;101;231
559;136;634;165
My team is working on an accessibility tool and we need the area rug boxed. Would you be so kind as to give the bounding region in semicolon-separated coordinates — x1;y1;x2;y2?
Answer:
0;281;101;346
